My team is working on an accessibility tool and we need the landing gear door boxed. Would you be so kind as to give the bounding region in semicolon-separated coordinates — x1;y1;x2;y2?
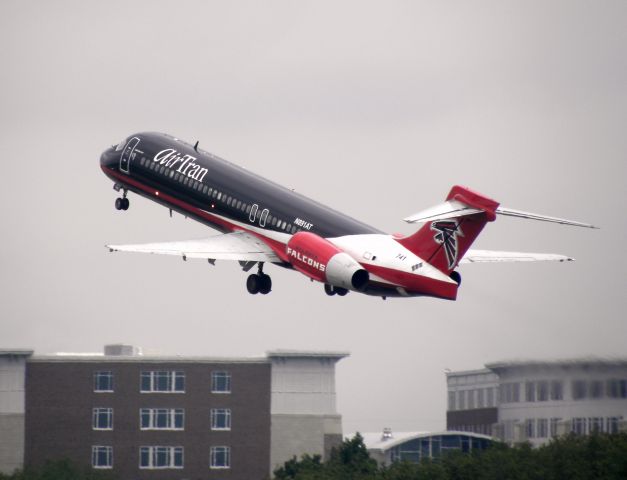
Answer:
120;137;140;174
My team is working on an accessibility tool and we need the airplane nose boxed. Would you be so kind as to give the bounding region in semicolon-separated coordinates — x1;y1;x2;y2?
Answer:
100;146;118;170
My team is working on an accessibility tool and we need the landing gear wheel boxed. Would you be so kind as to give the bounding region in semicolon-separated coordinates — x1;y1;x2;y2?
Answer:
246;274;260;294
324;284;336;296
258;274;272;295
335;287;348;296
115;197;130;210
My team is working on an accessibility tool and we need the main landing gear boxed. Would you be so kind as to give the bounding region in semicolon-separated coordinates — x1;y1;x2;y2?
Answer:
246;263;272;295
114;185;129;211
324;284;348;296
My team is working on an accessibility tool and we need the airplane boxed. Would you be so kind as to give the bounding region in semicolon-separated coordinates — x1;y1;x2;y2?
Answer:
100;132;596;300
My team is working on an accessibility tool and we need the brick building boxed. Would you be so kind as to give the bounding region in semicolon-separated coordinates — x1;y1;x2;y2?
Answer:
21;346;347;479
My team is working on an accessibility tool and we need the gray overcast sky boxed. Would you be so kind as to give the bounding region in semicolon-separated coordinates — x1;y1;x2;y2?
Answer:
1;1;625;433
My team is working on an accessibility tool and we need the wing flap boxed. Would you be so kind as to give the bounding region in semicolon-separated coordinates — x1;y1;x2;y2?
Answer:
106;231;281;263
460;249;574;264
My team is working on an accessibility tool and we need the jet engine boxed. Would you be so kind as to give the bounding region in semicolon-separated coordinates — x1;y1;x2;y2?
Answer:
286;232;369;291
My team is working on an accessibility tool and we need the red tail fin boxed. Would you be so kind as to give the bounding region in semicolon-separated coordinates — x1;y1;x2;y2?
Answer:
397;186;499;274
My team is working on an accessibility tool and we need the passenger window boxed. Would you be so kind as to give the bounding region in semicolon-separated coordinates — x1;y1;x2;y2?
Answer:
271;217;277;226
169;170;174;178
184;177;189;185
208;188;213;195
246;205;252;214
217;192;222;200
212;190;217;198
203;185;208;194
236;200;242;209
175;173;180;181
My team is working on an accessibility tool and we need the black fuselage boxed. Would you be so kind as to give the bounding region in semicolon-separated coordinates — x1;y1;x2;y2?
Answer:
100;132;381;240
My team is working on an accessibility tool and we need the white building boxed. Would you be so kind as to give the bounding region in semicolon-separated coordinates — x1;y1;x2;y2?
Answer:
447;358;627;447
0;350;33;474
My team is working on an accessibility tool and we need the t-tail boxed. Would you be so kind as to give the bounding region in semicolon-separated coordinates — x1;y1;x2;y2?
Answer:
398;185;597;276
397;186;499;275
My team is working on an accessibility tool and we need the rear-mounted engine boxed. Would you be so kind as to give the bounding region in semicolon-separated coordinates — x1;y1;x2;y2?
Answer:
286;232;369;291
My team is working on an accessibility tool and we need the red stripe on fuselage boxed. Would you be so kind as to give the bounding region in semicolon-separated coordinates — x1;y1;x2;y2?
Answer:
362;263;458;300
103;167;290;262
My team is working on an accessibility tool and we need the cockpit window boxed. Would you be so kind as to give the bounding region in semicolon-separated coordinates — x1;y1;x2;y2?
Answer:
115;138;127;151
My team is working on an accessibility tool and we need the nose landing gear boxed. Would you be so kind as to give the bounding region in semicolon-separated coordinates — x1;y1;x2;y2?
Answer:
113;185;129;211
115;196;129;211
246;263;272;295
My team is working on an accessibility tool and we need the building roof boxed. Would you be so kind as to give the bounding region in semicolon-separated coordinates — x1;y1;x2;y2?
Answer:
28;354;269;364
0;349;34;357
446;368;494;378
486;357;627;373
266;350;350;360
354;431;493;452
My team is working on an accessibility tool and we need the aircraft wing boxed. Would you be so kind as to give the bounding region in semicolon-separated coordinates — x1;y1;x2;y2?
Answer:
106;231;281;263
460;249;575;264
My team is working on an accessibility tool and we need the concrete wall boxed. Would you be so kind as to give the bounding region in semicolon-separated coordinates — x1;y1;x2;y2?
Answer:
270;414;342;471
0;352;31;474
269;352;347;472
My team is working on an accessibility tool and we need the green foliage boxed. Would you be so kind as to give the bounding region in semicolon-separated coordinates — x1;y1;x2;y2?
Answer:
0;459;116;480
273;433;627;480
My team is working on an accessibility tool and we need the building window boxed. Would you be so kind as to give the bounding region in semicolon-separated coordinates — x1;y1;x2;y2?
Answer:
94;371;113;392
211;409;231;430
572;417;587;435
537;381;549;401
448;392;456;411
140;446;183;469
572;380;588;400
607;417;621;434
589;417;603;433
210;446;231;469
537;418;548;438
140;408;184;430
525;419;535;439
486;387;495;407
477;388;484;408
550;417;562;437
467;390;475;409
607;379;627;398
525;382;536;402
457;390;465;410
93;408;113;430
140;371;185;393
92;446;113;469
500;383;520;403
590;380;604;399
212;371;231;393
550;380;563;400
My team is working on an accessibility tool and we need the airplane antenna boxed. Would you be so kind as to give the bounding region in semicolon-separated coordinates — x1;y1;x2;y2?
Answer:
193;141;199;152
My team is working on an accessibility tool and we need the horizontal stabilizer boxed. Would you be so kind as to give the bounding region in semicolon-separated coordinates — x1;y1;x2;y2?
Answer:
461;249;575;263
106;231;280;263
495;207;598;229
404;200;483;224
